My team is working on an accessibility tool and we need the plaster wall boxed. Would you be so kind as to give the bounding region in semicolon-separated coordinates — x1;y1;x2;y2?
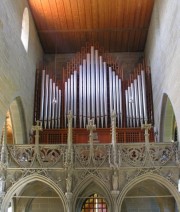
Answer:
145;0;180;141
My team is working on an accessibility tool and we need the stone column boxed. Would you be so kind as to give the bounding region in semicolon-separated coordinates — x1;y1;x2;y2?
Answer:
111;170;119;212
0;117;8;211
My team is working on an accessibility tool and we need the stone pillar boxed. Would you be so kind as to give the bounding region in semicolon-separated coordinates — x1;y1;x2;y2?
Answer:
65;192;73;212
111;170;119;212
0;117;8;211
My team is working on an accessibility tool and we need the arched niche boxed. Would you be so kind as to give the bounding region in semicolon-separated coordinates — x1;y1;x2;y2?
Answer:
2;174;68;212
0;97;27;144
160;93;178;142
73;176;113;212
121;180;175;211
118;174;180;212
9;97;27;144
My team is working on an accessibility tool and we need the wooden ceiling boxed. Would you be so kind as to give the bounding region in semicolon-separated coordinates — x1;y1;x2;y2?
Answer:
28;0;154;54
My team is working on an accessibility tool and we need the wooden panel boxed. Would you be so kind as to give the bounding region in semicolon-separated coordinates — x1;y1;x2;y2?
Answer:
38;128;154;144
28;0;155;53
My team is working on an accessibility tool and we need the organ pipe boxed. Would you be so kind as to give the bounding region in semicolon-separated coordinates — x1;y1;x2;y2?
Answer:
103;62;108;128
64;82;68;127
40;70;45;121
99;56;104;127
87;53;91;119
91;46;95;119
137;75;143;125
74;71;77;127
141;70;148;121
37;46;152;131
134;79;140;127
131;83;136;127
119;79;122;127
95;50;100;127
116;75;120;127
83;59;87;128
79;65;83;128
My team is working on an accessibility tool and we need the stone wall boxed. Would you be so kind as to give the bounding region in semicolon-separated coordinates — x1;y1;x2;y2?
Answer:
145;0;180;141
0;0;43;140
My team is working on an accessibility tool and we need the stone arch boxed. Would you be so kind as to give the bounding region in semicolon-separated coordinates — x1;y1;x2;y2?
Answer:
9;96;27;144
117;173;180;211
159;93;177;142
1;174;68;212
73;175;113;212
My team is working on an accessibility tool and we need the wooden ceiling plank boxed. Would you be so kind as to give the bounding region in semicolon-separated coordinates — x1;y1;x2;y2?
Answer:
109;0;118;29
49;0;62;30
29;0;46;31
98;0;103;29
116;0;125;28
128;0;137;28
76;0;87;29
62;0;75;29
40;0;53;30
55;0;68;30
91;0;99;29
83;0;93;29
142;0;155;27
69;0;81;29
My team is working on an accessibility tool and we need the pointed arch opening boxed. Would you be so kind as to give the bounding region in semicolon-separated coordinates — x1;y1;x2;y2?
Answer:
2;175;68;212
118;174;180;212
160;94;178;142
121;179;176;211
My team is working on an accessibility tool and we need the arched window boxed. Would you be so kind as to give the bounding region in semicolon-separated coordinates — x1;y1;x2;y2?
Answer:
81;193;108;212
21;8;29;52
160;94;178;142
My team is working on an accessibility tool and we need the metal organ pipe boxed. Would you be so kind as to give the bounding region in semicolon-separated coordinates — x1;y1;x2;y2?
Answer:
40;70;45;121
109;67;113;115
99;56;104;127
44;74;49;129
141;70;148;121
116;75;120;127
79;65;83;128
91;46;95;119
64;82;68;127
137;75;143;125
95;50;100;128
48;78;52;128
128;86;132;127
55;85;59;128
87;53;91;119
125;90;129;127
58;89;61;128
103;62;108;128
51;82;56;128
83;59;87;128
119;79;122;127
131;83;136;127
112;71;116;112
134;79;140;127
74;71;77;128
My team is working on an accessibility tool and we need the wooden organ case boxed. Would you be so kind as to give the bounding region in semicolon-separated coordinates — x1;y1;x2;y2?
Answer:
34;45;154;144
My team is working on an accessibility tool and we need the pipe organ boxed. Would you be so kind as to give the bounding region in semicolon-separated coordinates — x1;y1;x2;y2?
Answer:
34;45;153;130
